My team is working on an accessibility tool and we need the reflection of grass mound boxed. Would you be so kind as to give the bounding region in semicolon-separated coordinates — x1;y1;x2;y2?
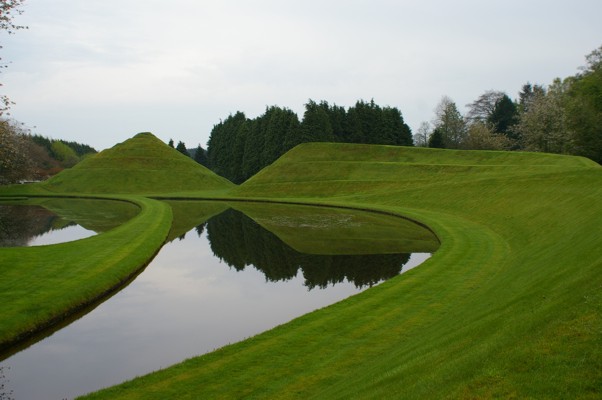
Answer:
204;207;412;289
42;132;234;194
233;202;439;254
164;200;229;242
31;198;140;233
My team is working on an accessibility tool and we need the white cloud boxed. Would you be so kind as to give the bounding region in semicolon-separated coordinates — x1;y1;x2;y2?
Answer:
2;0;601;150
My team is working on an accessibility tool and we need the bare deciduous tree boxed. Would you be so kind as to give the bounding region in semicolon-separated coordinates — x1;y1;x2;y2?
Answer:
413;121;431;147
465;90;505;124
433;96;466;149
0;0;27;116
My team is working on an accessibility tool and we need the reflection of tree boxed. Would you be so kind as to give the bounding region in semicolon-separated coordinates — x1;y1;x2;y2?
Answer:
195;223;206;237
1;200;138;247
206;209;411;289
298;253;410;290
0;205;67;247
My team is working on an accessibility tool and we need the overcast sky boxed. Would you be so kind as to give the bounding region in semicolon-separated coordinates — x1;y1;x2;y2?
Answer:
2;0;601;151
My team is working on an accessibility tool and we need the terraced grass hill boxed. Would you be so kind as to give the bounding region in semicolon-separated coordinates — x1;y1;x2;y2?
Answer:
3;139;601;398
90;143;601;399
238;142;598;197
41;132;234;194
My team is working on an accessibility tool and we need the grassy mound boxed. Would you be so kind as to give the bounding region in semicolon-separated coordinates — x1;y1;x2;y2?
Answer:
42;132;234;194
83;143;602;399
238;142;597;197
3;140;600;399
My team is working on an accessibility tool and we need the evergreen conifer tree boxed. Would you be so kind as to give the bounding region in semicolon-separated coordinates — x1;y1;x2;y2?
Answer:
176;141;190;157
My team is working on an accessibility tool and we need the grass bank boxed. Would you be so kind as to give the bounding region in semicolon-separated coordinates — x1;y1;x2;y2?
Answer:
80;143;601;399
2;140;601;398
0;131;230;353
0;195;172;352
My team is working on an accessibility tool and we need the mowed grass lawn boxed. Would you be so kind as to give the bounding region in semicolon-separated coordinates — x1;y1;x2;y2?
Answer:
0;195;172;351
1;140;601;399
82;144;602;399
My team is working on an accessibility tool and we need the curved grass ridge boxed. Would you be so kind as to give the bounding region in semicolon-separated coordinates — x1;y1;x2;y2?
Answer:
0;195;172;352
1;139;601;398
80;143;601;399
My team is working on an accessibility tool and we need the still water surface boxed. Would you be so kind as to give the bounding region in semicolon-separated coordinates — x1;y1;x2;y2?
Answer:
0;201;438;400
0;199;139;247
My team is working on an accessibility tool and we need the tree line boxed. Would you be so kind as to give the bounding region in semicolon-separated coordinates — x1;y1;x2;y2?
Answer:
415;45;602;164
201;99;412;183
172;46;600;184
0;119;97;184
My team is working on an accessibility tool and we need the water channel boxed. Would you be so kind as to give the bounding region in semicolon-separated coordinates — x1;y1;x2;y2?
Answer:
0;200;439;399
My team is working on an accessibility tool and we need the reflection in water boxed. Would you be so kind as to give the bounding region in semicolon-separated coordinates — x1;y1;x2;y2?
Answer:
0;201;438;400
0;199;138;247
0;366;12;400
0;204;82;247
205;209;412;289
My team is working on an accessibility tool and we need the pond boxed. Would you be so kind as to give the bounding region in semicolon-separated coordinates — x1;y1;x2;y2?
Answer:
0;198;139;247
0;200;439;400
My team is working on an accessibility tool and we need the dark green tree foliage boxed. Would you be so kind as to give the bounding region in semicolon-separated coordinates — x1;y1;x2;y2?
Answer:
428;128;445;148
283;112;301;152
324;103;348;142
58;140;96;157
488;94;518;138
262;106;299;167
205;209;411;289
168;139;174;148
347;100;381;143
175;141;190;157
382;106;413;145
205;100;413;182
193;144;208;167
230;117;249;183
195;222;206;237
299;100;334;143
206;112;247;183
241;118;263;182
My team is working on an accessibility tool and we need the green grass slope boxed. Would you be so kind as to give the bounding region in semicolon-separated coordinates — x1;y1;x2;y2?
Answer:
84;143;602;399
41;132;234;194
0;196;172;352
238;142;598;197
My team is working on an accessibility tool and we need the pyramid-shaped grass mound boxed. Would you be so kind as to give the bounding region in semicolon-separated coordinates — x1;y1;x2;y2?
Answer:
43;132;234;194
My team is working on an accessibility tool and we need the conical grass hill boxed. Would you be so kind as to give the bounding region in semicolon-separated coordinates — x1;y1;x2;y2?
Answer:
42;132;234;194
